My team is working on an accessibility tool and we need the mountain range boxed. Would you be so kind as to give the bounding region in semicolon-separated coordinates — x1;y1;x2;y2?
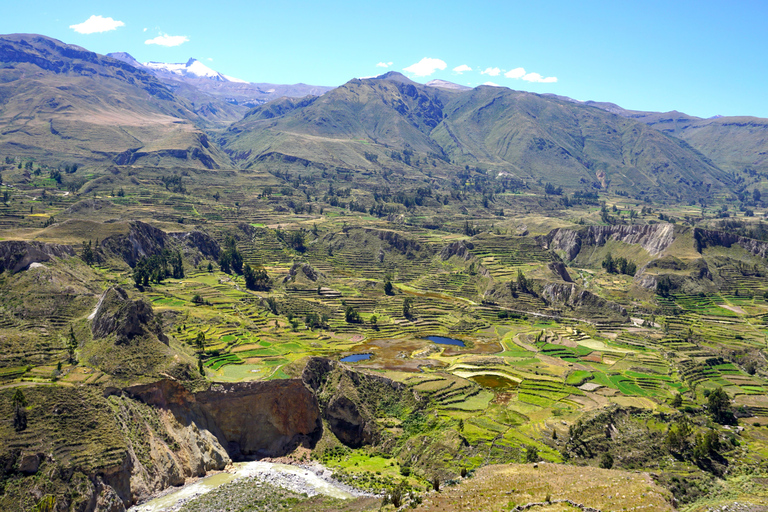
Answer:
0;33;766;198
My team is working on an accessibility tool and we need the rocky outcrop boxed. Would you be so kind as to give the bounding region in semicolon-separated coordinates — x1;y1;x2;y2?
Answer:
169;230;221;263
99;221;167;268
91;286;167;344
124;378;322;460
541;282;627;320
548;261;573;282
98;221;221;268
695;228;768;258
0;240;75;274
284;261;325;283
440;240;474;261
541;224;676;261
302;357;412;448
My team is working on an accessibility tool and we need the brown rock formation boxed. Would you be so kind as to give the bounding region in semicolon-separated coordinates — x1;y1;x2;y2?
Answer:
124;378;322;460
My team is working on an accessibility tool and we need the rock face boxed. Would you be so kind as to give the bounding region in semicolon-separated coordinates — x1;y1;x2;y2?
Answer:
91;287;167;344
541;224;676;261
302;357;412;449
124;378;323;460
695;228;768;258
100;221;168;268
284;261;325;283
440;240;474;261
99;221;221;268
541;282;627;321
0;240;75;274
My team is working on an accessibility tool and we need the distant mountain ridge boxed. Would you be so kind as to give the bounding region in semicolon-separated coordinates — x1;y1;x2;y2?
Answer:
107;52;335;116
220;71;734;201
541;95;768;176
0;34;230;168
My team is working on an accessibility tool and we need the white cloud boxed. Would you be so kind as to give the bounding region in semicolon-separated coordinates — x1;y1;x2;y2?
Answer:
504;67;526;79
145;33;189;47
482;81;502;87
453;64;472;74
143;28;148;32
522;72;558;83
481;67;501;76
376;61;393;68
403;57;447;77
207;57;213;62
69;15;124;34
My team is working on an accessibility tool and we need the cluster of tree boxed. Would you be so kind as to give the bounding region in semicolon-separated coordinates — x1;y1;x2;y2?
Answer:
544;182;563;195
403;297;414;319
363;151;378;163
656;275;673;297
12;388;27;432
275;230;306;253
601;253;637;276
664;414;724;463
133;249;184;286
80;240;97;265
304;312;329;330
243;263;270;291
345;305;361;323
161;174;186;194
511;269;533;295
219;236;243;274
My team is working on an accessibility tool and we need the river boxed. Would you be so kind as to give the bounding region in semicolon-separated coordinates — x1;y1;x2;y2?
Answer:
129;460;357;512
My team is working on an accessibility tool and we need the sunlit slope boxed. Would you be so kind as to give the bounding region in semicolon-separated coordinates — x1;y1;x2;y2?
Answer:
223;72;731;200
0;34;230;168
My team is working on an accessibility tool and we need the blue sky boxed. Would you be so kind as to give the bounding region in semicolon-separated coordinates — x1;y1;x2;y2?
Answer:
1;0;766;118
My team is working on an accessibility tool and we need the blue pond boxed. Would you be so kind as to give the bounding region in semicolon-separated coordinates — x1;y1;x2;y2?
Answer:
426;336;466;347
340;353;373;363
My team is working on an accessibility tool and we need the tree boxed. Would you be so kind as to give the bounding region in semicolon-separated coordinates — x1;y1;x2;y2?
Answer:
195;332;206;351
12;388;27;431
67;325;77;363
517;269;532;294
81;240;94;265
384;279;394;296
243;263;257;290
403;297;414;319
602;252;616;274
345;305;361;323
525;445;539;462
670;392;683;408
599;452;614;469
370;314;378;327
708;387;733;424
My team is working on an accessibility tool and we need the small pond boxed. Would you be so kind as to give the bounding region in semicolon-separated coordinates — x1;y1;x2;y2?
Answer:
426;336;466;347
340;353;373;363
470;374;518;390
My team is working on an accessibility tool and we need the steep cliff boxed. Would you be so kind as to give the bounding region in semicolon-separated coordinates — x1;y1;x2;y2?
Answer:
541;224;676;262
124;378;322;460
302;357;415;448
0;240;75;274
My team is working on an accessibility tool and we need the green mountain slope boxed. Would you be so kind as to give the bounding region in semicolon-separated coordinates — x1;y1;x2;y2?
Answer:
0;34;231;168
585;101;768;176
221;72;732;200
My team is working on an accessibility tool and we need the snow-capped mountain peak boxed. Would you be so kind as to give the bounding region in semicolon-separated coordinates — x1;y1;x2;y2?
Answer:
140;58;244;83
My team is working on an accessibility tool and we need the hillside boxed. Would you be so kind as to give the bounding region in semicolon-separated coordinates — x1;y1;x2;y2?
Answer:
107;52;336;126
0;34;230;168
585;101;768;178
4;34;768;512
221;72;733;201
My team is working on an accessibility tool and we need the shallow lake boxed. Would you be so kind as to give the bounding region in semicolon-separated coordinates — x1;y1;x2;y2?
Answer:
426;336;466;347
340;353;372;362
